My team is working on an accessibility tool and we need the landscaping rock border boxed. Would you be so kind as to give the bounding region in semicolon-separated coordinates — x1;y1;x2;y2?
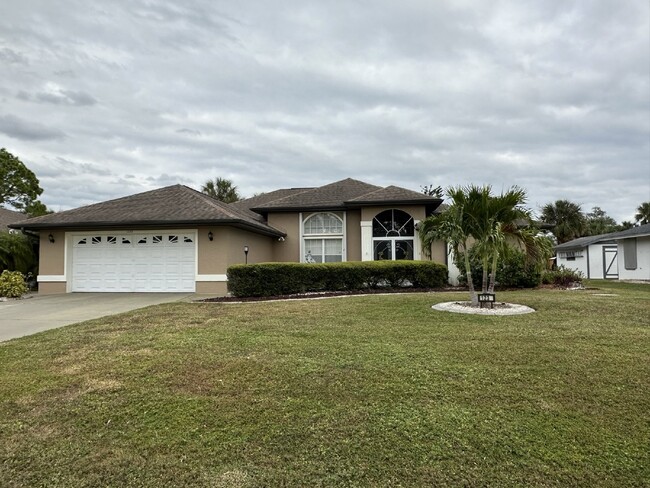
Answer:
432;301;535;315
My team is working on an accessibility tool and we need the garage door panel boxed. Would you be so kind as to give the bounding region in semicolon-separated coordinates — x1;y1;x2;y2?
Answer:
72;232;196;292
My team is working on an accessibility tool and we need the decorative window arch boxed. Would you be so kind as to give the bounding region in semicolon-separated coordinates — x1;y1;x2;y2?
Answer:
302;212;344;263
372;209;414;260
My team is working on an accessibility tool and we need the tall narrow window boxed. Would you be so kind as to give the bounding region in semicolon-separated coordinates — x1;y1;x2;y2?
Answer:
623;238;637;270
303;213;344;263
372;209;414;260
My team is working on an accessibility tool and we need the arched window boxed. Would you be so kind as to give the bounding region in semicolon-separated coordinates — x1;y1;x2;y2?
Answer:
303;213;344;263
372;209;414;260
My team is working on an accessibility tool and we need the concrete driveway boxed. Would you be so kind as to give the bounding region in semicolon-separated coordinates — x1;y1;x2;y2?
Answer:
0;293;194;342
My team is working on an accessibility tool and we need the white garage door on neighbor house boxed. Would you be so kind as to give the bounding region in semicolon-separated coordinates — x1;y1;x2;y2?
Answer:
71;231;196;292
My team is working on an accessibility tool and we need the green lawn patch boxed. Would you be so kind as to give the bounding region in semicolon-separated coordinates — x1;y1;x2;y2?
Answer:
1;281;648;487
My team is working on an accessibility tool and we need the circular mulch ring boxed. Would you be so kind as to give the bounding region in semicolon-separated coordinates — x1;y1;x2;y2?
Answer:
432;301;535;315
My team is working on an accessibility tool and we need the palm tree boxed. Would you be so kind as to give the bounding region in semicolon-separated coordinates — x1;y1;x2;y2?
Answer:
462;185;548;293
421;185;548;304
476;187;536;293
0;232;36;274
420;187;479;306
635;202;650;225
540;200;587;244
201;177;241;203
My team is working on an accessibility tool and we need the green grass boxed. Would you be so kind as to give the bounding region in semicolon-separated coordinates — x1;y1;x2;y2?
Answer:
1;281;649;487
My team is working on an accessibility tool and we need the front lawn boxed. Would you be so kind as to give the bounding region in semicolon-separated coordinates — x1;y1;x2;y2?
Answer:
1;281;648;487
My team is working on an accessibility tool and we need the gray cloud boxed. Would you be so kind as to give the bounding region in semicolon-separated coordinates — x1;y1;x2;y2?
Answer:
17;87;97;106
0;47;28;64
0;114;65;140
0;0;647;223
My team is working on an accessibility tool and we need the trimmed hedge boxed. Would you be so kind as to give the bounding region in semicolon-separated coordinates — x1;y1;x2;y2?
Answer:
227;261;448;297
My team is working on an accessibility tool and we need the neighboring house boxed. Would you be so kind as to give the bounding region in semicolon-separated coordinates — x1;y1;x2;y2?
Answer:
9;178;447;295
0;207;25;233
555;234;619;279
555;223;650;281
610;224;650;281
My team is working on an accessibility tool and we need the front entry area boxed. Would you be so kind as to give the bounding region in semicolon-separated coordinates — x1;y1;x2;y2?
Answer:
603;245;618;279
71;231;196;292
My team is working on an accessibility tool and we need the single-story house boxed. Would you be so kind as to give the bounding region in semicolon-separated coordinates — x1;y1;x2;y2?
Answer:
9;178;448;294
0;207;24;233
555;233;619;279
555;223;650;281
610;224;650;281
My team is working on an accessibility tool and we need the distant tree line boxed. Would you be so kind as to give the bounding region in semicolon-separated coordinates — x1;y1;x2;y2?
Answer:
540;200;649;244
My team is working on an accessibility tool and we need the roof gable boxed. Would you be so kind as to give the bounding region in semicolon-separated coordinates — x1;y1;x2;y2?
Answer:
252;178;381;211
555;233;615;250
230;187;314;221
0;207;25;231
9;185;284;236
249;178;442;213
555;223;650;250
346;185;441;205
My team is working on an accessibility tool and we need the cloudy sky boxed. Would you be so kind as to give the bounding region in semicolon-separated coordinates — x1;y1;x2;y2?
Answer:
1;0;648;222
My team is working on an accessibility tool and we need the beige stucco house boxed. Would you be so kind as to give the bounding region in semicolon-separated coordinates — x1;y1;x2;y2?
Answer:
10;178;447;295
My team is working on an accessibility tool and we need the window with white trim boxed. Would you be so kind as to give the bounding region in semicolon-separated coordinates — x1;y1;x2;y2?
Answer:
303;213;344;263
559;250;583;261
372;209;415;260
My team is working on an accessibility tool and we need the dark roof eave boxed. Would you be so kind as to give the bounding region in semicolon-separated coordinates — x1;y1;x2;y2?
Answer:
8;219;286;238
250;205;347;213
345;198;443;208
555;238;616;250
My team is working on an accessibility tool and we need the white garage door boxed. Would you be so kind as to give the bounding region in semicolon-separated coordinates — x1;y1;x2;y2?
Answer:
71;232;196;292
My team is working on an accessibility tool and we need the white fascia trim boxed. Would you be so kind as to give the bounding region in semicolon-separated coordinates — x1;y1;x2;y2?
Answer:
342;211;347;261
38;275;66;282
299;212;304;263
196;274;228;282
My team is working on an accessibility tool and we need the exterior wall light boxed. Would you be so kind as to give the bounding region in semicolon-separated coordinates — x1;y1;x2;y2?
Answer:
48;233;55;243
243;245;249;264
208;231;214;241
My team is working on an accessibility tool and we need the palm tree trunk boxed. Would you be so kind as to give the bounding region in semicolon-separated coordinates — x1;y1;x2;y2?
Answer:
481;254;489;293
488;251;499;294
463;245;478;306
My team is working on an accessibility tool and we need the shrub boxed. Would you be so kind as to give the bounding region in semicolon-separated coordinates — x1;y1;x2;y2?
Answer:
0;270;28;298
227;261;448;297
0;231;38;275
456;246;542;289
542;266;584;287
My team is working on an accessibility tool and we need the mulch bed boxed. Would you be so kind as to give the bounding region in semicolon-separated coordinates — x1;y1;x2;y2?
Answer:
198;287;466;303
197;284;597;303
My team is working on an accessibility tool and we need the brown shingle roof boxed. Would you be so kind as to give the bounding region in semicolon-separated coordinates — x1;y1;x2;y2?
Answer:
251;178;382;212
346;185;440;205
231;187;313;222
250;178;442;213
9;185;285;236
0;207;25;232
